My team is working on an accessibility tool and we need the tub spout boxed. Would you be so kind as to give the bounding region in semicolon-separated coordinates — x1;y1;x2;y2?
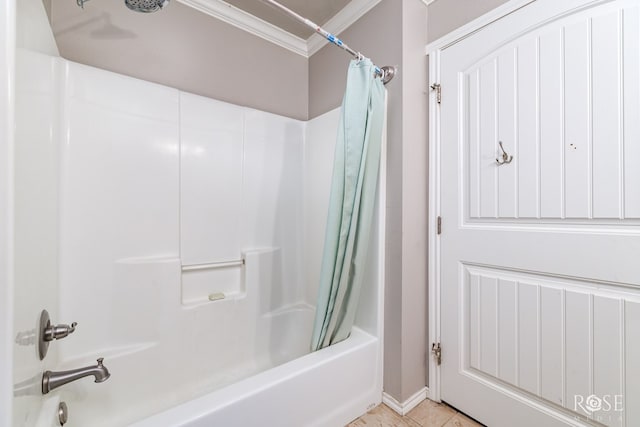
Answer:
42;357;111;394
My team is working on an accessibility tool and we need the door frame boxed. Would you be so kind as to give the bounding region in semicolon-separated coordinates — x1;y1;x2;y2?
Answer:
0;0;16;424
426;0;541;403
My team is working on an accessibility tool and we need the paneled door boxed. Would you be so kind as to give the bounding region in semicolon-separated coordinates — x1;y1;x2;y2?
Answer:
438;0;640;426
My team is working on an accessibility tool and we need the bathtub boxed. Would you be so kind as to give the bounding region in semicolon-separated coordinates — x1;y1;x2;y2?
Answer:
37;324;381;427
132;327;381;427
41;247;383;427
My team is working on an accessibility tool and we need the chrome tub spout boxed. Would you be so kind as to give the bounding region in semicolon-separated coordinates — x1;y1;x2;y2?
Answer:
42;358;111;394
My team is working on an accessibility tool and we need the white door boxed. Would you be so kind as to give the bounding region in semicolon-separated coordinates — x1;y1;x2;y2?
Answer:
438;0;640;426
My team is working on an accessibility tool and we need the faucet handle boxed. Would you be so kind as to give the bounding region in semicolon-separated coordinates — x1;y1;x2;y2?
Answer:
44;321;78;341
39;310;78;360
97;357;104;366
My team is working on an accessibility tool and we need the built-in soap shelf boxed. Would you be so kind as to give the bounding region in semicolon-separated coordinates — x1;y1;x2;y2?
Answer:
180;256;246;305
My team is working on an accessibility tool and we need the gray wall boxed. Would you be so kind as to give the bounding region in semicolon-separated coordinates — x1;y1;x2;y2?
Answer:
310;0;428;403
399;0;429;400
308;0;406;400
50;0;308;120
308;0;403;119
427;0;510;42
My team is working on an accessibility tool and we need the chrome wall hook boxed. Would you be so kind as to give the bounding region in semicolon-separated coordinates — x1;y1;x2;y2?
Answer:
496;141;513;165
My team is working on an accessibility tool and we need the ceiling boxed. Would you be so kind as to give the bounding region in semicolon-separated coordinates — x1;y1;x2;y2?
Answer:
47;0;386;57
224;0;352;39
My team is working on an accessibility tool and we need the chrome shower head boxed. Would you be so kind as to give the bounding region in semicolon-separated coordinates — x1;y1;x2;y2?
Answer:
124;0;170;13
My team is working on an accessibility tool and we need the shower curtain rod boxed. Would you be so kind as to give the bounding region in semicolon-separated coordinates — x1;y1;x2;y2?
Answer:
260;0;396;85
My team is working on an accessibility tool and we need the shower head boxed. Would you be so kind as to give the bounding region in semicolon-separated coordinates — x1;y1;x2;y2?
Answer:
124;0;170;13
76;0;170;12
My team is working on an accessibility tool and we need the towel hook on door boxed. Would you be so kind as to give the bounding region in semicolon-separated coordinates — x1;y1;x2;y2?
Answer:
496;141;513;165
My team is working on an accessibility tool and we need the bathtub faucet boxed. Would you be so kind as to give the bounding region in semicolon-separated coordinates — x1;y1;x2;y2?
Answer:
42;357;111;394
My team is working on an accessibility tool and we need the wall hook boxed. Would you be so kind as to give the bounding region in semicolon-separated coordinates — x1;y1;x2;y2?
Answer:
496;141;513;165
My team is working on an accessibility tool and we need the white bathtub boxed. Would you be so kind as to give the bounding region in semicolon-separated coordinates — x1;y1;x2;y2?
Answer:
132;327;381;427
45;307;382;427
43;248;383;427
36;314;381;427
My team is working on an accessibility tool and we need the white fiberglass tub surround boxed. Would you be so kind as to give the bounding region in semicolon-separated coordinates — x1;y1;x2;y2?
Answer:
14;48;385;427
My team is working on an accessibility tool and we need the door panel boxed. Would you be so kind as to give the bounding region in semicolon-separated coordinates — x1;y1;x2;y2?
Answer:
564;18;591;219
515;37;539;219
461;1;640;224
497;50;517;219
623;8;640;217
439;1;640;426
462;265;637;418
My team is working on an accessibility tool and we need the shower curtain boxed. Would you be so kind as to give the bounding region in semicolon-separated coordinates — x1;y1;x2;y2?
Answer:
311;58;386;351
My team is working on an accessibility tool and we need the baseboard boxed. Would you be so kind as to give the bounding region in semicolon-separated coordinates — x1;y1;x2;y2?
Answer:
382;387;429;416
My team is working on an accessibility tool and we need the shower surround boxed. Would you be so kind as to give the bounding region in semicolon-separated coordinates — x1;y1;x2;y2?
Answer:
14;48;385;426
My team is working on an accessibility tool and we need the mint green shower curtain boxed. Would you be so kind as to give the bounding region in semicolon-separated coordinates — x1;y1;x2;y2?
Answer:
310;59;386;351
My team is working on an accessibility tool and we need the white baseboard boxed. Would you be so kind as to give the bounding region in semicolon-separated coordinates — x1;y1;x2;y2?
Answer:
382;387;429;416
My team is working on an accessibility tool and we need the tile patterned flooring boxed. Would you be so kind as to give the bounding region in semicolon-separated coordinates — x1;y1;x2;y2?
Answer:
348;399;484;427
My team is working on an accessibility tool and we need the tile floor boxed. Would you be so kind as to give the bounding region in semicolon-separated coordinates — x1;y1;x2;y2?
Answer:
347;399;484;427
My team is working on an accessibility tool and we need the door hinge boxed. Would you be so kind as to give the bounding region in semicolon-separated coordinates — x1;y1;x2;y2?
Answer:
430;83;441;104
437;216;442;235
432;342;442;366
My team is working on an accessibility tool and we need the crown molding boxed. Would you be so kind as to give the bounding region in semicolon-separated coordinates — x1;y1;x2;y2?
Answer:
306;0;382;57
177;0;384;58
177;0;308;56
425;0;535;53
